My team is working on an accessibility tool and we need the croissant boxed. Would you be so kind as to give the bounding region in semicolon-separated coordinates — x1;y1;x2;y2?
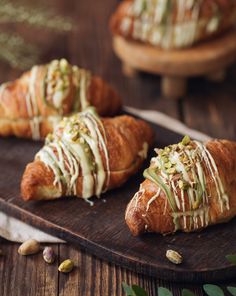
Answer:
110;0;236;49
125;136;236;235
21;108;153;202
0;59;121;140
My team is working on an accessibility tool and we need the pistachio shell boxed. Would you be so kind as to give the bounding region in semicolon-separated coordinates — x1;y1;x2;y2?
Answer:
43;247;56;264
18;239;40;256
58;259;74;273
166;250;183;265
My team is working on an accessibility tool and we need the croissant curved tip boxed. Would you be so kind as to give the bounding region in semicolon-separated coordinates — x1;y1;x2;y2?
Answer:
125;202;146;236
21;161;60;201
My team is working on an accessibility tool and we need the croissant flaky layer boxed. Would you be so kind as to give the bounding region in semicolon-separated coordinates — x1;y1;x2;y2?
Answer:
21;109;154;201
125;137;236;235
0;59;122;140
110;0;236;49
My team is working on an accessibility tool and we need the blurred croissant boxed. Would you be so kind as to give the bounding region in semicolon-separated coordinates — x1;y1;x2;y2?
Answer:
110;0;236;49
126;136;236;235
0;59;121;140
21;108;153;201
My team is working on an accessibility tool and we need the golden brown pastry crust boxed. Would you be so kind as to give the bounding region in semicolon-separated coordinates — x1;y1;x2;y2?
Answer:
125;139;236;236
110;0;236;49
0;61;122;139
21;115;154;201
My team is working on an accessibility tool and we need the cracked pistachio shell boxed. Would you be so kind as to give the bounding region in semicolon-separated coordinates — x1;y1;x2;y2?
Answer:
43;247;56;264
166;249;183;265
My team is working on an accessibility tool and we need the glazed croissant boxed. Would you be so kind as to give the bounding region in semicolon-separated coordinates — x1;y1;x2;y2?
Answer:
21;108;153;201
110;0;236;49
0;59;121;140
126;136;236;235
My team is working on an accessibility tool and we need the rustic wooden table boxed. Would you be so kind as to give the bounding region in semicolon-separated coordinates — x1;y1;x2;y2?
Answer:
0;0;236;295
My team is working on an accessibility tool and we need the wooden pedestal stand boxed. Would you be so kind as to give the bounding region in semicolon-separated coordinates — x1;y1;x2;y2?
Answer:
113;29;236;99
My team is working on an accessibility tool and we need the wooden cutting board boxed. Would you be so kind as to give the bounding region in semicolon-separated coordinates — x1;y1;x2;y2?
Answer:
0;118;236;283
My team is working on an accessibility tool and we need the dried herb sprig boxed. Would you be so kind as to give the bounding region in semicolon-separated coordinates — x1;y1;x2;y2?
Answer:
0;32;40;70
0;0;73;32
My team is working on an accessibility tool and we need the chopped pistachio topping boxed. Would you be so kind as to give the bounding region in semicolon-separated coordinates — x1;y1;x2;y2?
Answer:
45;59;71;111
181;135;190;145
144;136;229;232
37;107;110;199
44;59;91;113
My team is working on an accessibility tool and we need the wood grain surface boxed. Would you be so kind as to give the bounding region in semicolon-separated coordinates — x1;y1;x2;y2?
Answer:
0;0;236;295
1;123;236;283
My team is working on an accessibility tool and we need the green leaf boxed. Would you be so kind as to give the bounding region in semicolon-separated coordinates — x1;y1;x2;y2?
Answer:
227;286;236;296
158;287;173;296
203;284;224;296
182;288;196;296
132;285;148;296
226;254;236;265
122;282;135;296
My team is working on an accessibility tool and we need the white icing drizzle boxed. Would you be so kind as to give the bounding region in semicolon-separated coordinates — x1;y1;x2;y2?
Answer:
146;188;161;212
134;184;145;208
0;82;8;99
36;109;110;200
78;69;91;110
194;141;229;212
171;180;181;210
138;142;148;159
145;138;229;232
120;0;222;49
25;66;41;140
0;82;10;115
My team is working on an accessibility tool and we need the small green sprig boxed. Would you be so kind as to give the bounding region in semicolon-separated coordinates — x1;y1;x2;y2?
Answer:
0;0;73;69
0;0;73;32
122;282;148;296
123;283;236;296
226;254;236;265
0;32;39;69
203;284;224;296
227;287;236;296
157;287;173;296
181;289;196;296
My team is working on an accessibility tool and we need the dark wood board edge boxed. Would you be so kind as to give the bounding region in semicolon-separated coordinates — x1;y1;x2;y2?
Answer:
1;197;236;283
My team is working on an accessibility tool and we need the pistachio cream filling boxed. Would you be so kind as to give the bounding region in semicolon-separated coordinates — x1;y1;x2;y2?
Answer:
143;136;229;231
36;108;110;201
23;58;91;140
121;0;222;49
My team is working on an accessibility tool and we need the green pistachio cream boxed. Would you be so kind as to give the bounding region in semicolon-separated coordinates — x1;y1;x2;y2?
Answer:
143;136;229;232
24;58;91;140
36;107;110;204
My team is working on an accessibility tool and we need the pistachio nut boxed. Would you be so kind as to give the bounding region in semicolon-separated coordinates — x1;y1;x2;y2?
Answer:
43;247;56;264
181;135;190;146
58;259;74;273
166;249;183;265
18;239;40;256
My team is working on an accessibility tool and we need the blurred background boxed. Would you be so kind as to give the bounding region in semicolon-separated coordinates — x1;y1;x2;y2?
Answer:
0;0;236;137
